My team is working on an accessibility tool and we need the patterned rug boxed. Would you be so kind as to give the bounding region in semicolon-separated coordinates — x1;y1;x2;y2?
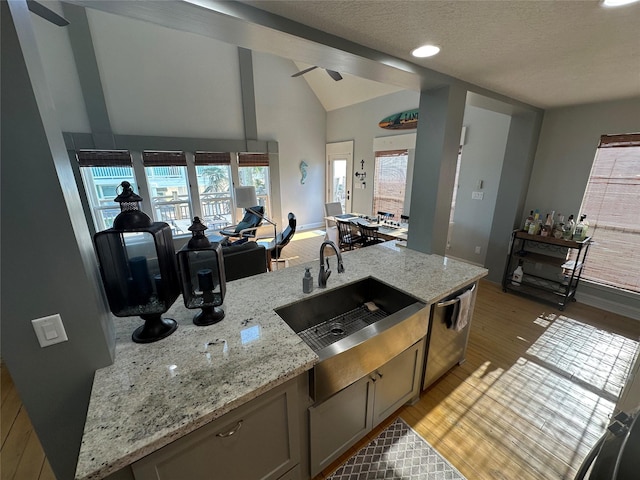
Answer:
327;418;466;480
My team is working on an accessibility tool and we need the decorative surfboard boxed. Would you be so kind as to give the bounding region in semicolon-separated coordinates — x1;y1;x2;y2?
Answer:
378;108;419;130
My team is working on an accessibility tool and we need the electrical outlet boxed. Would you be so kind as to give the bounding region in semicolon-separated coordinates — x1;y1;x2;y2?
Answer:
472;191;484;200
474;246;481;254
32;314;68;347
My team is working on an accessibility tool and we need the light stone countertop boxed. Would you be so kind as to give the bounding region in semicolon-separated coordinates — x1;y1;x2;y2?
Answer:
75;242;487;480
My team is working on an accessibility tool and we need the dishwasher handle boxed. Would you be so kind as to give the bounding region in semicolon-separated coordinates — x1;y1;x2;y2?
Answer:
436;283;476;308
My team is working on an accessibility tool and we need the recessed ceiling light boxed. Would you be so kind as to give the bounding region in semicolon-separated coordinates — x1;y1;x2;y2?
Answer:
602;0;639;7
411;45;440;58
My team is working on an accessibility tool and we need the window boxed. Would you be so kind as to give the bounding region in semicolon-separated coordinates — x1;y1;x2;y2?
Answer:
238;153;271;216
195;152;233;230
373;150;408;218
578;133;640;293
77;149;272;236
143;151;192;234
77;150;136;231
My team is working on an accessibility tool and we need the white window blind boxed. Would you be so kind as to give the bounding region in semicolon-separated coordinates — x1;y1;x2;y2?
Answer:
579;133;640;293
373;150;408;218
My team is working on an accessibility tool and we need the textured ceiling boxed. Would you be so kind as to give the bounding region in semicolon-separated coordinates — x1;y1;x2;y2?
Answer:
244;0;640;109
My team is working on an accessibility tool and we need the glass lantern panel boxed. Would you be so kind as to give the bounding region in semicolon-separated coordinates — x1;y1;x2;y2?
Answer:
118;231;165;315
182;250;223;309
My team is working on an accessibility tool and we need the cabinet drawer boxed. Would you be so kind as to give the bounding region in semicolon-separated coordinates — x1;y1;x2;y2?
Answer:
132;381;299;480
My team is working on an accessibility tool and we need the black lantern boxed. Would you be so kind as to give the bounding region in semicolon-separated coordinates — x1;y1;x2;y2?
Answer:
177;217;226;326
93;181;180;343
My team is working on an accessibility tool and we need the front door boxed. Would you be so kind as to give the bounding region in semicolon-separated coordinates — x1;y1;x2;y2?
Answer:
326;141;353;213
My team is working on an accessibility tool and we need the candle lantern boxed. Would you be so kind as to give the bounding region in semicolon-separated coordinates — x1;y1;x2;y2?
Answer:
177;217;226;326
93;181;180;343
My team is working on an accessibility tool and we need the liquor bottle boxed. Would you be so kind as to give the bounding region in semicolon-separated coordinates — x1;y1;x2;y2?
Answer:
511;260;524;286
523;210;534;231
573;214;589;241
545;211;555;228
563;215;575;240
553;213;565;238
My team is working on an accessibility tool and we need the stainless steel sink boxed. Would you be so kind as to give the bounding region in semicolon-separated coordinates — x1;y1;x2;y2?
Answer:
275;277;428;402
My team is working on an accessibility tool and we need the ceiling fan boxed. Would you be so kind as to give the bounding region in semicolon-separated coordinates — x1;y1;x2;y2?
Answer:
27;0;69;27
292;66;343;81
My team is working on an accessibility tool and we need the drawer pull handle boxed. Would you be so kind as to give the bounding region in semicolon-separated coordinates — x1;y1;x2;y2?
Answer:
217;420;243;438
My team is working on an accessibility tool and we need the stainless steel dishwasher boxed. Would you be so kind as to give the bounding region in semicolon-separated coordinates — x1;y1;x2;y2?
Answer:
423;282;477;389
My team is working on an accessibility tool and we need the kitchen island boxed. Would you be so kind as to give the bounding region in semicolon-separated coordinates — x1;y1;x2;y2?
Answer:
76;242;487;480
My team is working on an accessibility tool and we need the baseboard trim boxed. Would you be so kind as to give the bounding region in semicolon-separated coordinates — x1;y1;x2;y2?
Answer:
575;286;640;321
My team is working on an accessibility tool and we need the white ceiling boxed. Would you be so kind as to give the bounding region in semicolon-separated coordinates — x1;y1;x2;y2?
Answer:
244;0;640;110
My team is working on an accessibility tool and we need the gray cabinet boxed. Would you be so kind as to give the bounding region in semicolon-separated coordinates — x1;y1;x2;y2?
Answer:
372;338;424;427
309;339;424;477
131;376;305;480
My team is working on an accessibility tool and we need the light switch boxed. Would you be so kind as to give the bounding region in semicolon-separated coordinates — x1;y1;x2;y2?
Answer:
32;314;68;348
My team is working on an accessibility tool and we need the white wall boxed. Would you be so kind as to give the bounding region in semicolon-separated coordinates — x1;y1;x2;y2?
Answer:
448;105;511;264
87;8;245;138
327;90;421;214
253;51;327;229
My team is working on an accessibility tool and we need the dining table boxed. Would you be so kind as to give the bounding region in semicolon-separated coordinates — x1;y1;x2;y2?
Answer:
324;213;409;243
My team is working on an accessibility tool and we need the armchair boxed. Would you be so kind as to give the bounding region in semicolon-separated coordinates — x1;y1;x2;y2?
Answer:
218;206;264;241
258;213;296;269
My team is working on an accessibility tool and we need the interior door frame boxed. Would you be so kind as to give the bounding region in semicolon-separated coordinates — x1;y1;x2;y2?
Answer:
326;140;354;213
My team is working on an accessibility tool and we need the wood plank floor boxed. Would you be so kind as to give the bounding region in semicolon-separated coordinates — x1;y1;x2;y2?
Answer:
2;231;638;480
1;362;56;480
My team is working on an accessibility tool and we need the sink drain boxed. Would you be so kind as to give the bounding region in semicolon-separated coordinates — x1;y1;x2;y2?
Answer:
329;323;345;336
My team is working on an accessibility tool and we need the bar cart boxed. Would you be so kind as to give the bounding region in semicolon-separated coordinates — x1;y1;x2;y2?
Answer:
502;230;592;310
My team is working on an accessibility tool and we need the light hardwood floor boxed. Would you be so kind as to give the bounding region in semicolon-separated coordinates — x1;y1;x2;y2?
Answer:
2;232;638;480
1;362;56;480
316;279;640;480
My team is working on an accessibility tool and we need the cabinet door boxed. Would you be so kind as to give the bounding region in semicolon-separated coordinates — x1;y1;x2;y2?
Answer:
132;380;299;480
309;375;373;477
372;339;424;428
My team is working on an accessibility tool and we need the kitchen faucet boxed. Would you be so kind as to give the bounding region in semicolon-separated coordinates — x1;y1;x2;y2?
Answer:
318;240;344;288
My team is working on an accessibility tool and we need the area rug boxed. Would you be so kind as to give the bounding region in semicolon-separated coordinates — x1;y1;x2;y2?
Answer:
327;417;466;480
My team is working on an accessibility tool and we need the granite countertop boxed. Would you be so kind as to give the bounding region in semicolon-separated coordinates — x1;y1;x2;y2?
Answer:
76;242;487;480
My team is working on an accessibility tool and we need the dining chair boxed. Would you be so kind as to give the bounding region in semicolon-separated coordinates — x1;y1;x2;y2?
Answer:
358;223;384;247
336;218;361;251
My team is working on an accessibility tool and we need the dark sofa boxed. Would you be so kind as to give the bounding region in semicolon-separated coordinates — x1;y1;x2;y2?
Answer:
221;241;268;281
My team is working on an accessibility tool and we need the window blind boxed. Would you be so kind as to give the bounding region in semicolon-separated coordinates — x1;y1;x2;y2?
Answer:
238;153;269;167
373;150;408;219
194;152;232;165
374;149;408;157
77;150;132;167
579;133;640;292
142;151;187;166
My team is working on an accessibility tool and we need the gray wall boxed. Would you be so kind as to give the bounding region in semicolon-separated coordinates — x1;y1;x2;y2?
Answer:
1;3;114;479
327;90;421;215
524;97;640;318
448;105;511;264
525;97;640;219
